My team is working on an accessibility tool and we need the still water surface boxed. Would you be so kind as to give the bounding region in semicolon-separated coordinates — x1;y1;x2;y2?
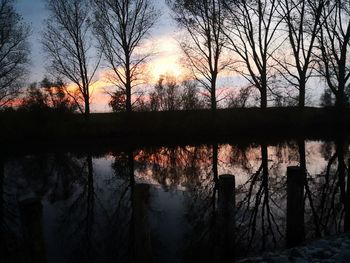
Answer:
1;139;349;262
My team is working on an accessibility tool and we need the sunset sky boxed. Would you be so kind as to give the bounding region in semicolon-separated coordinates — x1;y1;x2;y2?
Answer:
14;0;323;111
15;0;190;111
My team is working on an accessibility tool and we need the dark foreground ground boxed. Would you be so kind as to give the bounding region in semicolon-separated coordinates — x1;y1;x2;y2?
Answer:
1;107;350;152
237;232;350;263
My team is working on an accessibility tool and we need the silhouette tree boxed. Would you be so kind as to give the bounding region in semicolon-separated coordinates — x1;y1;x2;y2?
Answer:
137;75;204;111
92;0;159;113
224;0;283;108
316;0;350;109
181;80;205;110
21;82;49;112
20;78;77;112
168;0;230;111
109;89;128;112
277;0;325;108
320;88;334;107
226;86;252;108
0;0;30;108
312;140;350;234
42;0;100;116
149;75;182;111
40;77;77;112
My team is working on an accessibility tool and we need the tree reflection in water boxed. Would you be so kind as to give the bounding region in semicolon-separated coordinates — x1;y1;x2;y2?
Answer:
0;140;349;262
308;139;350;236
234;144;287;256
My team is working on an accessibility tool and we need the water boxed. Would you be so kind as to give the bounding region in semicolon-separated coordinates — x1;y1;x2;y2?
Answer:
1;139;349;262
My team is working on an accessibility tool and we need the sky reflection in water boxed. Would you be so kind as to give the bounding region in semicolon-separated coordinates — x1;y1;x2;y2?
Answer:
1;140;349;263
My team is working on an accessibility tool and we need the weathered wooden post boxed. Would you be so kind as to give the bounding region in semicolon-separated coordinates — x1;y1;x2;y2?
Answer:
0;155;4;252
133;183;152;263
218;174;236;262
19;198;46;263
0;155;4;220
286;166;305;248
345;159;350;231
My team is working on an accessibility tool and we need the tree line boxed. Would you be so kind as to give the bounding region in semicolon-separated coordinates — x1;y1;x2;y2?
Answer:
0;0;350;115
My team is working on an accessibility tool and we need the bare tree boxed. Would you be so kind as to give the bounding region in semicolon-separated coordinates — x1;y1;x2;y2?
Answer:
0;0;30;108
168;0;230;111
149;75;182;111
277;0;325;108
143;75;204;111
226;86;252;108
42;0;100;116
181;80;205;110
316;0;350;109
92;0;159;113
224;0;283;108
20;78;77;112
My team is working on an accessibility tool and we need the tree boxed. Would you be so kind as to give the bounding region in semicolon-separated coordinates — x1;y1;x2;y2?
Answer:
21;82;49;111
92;0;159;113
149;75;182;111
224;0;283;108
277;0;326;108
320;88;334;107
146;75;204;111
181;80;204;110
20;78;77;112
226;86;252;108
168;0;230;111
109;89;127;112
316;0;350;109
0;0;30;107
40;78;77;112
42;0;100;116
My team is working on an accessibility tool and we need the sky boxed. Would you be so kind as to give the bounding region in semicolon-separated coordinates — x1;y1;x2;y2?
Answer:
15;0;48;82
14;0;186;112
14;0;324;111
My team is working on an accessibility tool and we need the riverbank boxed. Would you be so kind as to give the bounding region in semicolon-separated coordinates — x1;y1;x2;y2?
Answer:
1;107;350;151
237;232;350;263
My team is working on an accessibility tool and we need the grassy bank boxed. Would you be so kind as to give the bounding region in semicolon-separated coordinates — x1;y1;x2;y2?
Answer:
1;107;350;150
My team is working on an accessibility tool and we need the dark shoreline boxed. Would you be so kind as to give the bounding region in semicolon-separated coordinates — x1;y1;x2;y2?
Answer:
1;107;350;154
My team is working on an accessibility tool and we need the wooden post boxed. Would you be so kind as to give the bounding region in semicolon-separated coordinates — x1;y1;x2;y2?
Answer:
19;198;46;263
0;155;4;253
218;174;236;262
286;166;305;248
0;155;4;222
133;183;152;263
345;159;350;231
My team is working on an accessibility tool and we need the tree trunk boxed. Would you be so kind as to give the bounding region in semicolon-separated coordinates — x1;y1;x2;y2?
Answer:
126;55;132;113
299;82;305;108
84;94;90;117
126;82;132;113
335;89;346;110
260;89;267;109
211;83;217;111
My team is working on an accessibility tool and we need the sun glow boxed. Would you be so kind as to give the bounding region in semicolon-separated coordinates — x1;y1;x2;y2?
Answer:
63;35;188;112
144;35;185;82
148;55;184;81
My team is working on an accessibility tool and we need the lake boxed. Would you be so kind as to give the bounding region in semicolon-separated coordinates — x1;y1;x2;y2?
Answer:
1;138;349;262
